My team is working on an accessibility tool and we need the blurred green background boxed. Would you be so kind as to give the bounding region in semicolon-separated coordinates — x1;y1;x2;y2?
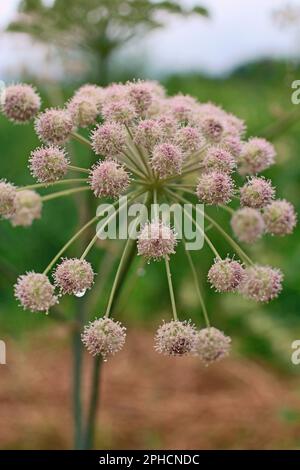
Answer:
1;0;300;450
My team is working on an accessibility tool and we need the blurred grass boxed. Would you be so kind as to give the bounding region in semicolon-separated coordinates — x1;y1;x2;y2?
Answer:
1;60;300;370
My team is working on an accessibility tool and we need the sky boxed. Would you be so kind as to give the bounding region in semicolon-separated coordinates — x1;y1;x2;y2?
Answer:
0;0;300;80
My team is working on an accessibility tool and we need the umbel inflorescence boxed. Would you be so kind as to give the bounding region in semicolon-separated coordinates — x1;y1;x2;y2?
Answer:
0;80;297;366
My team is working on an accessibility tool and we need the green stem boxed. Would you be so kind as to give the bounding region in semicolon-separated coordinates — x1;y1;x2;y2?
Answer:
80;190;144;260
125;125;151;176
105;236;136;318
42;199;120;275
68;165;90;175
71;131;92;148
164;257;178;321
105;192;149;318
170;193;221;259
17;178;87;192
184;246;210;327
121;150;148;179
168;189;253;265
219;203;235;215
41;186;90;201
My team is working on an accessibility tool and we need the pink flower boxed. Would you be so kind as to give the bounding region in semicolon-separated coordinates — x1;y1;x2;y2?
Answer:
154;320;197;356
35;108;74;144
208;258;245;292
53;258;94;295
29;146;69;183
238;138;276;175
240;265;283;302
137;221;177;261
14;272;57;313
151;143;183;178
1;84;41;123
82;317;126;358
263;199;297;235
89;160;130;198
231;207;265;244
193;327;231;365
196;171;234;205
240;177;275;209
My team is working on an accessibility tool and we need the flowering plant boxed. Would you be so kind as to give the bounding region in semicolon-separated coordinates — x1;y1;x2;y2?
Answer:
1;79;297;356
0;80;296;446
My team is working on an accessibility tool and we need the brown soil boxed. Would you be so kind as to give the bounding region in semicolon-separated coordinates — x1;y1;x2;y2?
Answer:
0;326;300;450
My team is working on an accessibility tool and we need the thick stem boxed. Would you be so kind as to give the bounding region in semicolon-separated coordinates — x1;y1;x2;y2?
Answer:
72;302;85;449
84;356;102;449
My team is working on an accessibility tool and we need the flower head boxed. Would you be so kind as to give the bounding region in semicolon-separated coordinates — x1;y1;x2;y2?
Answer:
240;177;275;209
82;317;126;358
238;138;276;175
73;84;104;111
196;171;234;205
168;94;197;123
29;146;69;183
89;160;130;198
102;99;136;124
53;258;94;295
14;272;57;313
104;83;128;102
240;265;283;302
126;80;153;115
151;143;183;178
137;221;177;261
200;117;224;142
134;119;163;151
231;207;265;244
208;258;245;292
203;146;236;173
0;180;16;218
174;126;204;155
67;96;98;128
1;84;41;123
224;113;246;137
193;327;231;365
263;199;297;236
91;122;126;158
154;320;197;356
9;190;42;227
35;108;74;144
157;115;178;139
221;135;243;158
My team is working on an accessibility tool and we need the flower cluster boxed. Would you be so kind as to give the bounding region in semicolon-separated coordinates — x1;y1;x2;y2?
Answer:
0;80;296;364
